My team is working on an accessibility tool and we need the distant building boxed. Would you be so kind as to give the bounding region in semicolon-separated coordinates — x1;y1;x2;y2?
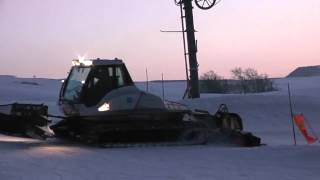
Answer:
287;65;320;77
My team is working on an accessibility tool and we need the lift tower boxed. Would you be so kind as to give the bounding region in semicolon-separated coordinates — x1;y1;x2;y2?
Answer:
174;0;217;98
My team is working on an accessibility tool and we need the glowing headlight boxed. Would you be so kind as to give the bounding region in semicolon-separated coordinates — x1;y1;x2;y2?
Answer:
81;60;92;66
72;56;93;66
98;102;110;112
78;55;92;66
72;59;81;66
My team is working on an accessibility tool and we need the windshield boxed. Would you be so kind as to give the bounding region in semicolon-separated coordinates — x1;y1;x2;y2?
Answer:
63;67;90;103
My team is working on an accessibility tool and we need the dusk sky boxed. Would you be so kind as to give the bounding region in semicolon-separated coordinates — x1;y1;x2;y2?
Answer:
0;0;319;80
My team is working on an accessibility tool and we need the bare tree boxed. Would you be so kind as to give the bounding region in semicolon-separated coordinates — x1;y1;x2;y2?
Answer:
231;67;248;93
231;67;244;80
200;70;227;93
231;67;275;93
244;68;258;80
200;70;222;80
200;68;275;94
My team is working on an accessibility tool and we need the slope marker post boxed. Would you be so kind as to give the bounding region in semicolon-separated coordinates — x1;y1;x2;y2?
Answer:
288;83;297;146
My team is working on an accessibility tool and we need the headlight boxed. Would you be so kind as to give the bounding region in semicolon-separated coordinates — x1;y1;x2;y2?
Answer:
72;56;93;66
98;102;110;112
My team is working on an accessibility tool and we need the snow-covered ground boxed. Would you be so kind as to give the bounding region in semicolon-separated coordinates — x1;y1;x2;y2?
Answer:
0;75;319;180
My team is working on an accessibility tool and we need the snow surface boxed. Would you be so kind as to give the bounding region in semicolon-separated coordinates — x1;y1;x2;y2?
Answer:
0;75;320;180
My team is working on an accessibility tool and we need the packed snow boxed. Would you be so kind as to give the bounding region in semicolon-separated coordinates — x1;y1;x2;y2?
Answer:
0;75;320;180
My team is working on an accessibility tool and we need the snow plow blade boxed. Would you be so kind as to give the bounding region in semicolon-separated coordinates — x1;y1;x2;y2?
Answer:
0;103;54;139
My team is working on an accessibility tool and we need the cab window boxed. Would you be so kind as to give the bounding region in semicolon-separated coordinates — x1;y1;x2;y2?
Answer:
81;65;133;106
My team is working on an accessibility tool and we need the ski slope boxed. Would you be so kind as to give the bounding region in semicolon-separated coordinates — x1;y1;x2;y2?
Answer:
0;75;320;180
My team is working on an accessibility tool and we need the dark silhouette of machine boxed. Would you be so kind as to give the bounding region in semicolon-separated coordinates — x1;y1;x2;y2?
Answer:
0;58;260;147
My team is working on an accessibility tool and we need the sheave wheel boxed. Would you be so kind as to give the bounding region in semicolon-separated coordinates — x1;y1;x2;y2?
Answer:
195;0;216;10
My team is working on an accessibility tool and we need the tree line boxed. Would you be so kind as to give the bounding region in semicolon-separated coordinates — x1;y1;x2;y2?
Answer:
200;67;276;94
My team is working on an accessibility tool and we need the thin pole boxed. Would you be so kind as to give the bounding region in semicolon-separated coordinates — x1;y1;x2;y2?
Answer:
180;3;190;99
162;73;165;101
288;83;297;145
146;68;149;92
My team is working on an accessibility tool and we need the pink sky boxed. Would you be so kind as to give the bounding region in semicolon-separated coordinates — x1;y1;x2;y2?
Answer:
0;0;319;80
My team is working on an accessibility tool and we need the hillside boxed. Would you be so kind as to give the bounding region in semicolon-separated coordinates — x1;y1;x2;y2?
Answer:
287;65;320;77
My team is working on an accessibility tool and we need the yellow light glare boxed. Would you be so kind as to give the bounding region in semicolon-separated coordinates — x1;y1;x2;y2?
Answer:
98;102;110;112
72;59;80;66
76;55;92;66
82;60;92;66
77;55;86;62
